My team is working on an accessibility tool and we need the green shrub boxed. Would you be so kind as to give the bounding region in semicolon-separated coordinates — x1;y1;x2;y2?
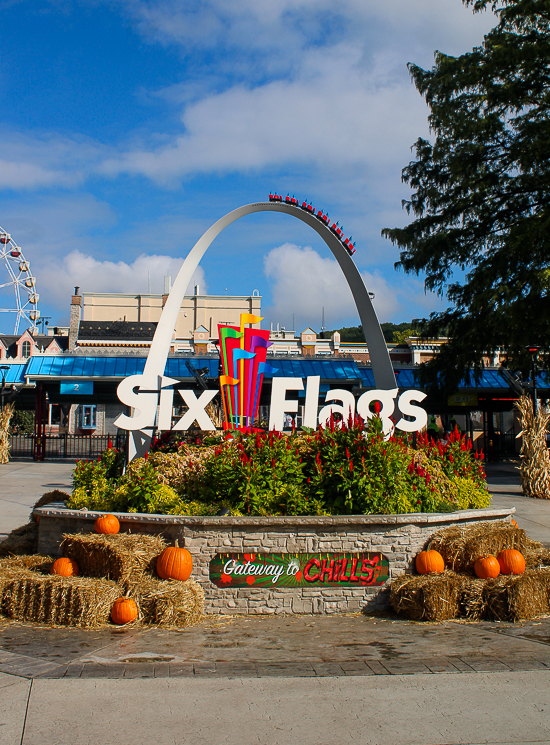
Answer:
68;419;491;516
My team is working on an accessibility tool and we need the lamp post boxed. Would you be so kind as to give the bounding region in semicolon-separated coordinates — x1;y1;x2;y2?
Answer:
526;346;540;413
0;365;9;412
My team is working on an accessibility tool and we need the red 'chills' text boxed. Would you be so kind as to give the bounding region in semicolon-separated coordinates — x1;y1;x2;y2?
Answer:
303;557;381;585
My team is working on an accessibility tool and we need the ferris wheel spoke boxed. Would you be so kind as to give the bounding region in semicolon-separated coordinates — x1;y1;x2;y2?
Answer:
0;225;39;334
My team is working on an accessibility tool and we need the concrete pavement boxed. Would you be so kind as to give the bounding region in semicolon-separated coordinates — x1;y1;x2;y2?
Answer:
0;461;73;538
2;670;550;745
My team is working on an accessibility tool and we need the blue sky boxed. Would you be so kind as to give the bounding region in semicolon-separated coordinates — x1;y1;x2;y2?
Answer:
0;0;495;336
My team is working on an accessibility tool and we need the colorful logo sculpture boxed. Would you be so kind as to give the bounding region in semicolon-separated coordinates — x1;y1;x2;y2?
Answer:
218;314;278;430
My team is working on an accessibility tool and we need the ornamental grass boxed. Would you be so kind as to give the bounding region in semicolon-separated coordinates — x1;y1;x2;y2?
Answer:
516;395;550;499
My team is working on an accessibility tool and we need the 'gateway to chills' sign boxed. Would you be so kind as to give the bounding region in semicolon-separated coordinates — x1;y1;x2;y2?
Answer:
209;552;389;588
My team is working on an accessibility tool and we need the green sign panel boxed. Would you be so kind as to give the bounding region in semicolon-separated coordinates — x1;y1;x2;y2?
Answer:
209;552;389;589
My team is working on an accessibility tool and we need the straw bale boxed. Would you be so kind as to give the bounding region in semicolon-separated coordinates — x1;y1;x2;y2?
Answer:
2;574;120;627
61;532;167;582
426;521;538;573
458;579;487;620
483;569;550;622
524;545;550;569
390;571;470;621
0;522;38;557
126;576;204;628
0;555;52;574
32;490;70;517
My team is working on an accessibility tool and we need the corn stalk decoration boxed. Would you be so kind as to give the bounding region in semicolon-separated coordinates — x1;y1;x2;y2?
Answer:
0;402;15;464
516;395;550;499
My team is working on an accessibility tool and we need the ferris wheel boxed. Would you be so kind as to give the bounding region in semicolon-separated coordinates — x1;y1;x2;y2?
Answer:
0;226;39;335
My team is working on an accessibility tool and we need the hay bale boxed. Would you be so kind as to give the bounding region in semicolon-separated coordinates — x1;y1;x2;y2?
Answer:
0;522;38;557
0;555;52;574
390;571;470;621
0;558;41;606
127;576;204;628
458;578;487;620
426;521;540;573
1;574;120;627
524;545;550;569
483;569;550;622
61;532;167;583
32;490;70;520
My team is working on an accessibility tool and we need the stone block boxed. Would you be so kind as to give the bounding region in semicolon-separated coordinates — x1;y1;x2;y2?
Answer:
292;599;314;613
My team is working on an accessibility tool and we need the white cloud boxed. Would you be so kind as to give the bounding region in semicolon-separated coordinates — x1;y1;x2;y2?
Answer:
36;250;206;315
263;243;399;332
0;130;107;191
0;1;496;192
119;0;494;62
262;242;447;331
101;47;428;183
99;0;495;185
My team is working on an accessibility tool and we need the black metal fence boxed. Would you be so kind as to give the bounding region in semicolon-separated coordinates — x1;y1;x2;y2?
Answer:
8;432;128;460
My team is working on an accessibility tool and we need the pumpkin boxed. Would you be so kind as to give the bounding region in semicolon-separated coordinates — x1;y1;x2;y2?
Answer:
111;597;138;625
415;550;445;575
511;519;519;529
51;557;79;577
95;514;120;534
474;555;500;579
156;540;193;581
497;549;526;575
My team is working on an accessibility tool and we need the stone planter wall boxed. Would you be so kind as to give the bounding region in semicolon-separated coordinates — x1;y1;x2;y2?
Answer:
35;504;515;615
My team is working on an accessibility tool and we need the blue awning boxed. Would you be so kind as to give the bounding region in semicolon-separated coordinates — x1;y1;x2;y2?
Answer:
0;364;27;384
265;358;361;380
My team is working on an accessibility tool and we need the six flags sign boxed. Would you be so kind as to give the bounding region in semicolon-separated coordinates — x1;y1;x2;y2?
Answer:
115;313;428;438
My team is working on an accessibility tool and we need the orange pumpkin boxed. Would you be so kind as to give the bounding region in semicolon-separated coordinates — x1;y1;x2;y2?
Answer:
474;555;500;579
511;519;519;529
111;597;138;625
51;557;79;577
95;514;120;534
497;549;526;575
156;540;193;581
415;550;445;575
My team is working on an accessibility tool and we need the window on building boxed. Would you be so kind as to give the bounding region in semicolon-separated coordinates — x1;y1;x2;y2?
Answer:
21;340;31;357
48;404;62;426
80;405;97;430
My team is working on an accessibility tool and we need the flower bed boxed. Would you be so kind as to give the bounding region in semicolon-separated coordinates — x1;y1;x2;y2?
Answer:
67;419;490;518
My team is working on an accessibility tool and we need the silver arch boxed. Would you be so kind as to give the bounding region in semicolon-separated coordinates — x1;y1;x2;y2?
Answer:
144;201;396;388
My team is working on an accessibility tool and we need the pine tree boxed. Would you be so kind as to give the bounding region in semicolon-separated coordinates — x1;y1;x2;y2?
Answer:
383;0;550;389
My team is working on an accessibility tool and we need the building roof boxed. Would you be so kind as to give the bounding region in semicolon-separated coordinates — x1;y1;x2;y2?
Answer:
0;334;69;355
24;355;363;382
0;364;27;383
77;321;158;341
358;367;550;391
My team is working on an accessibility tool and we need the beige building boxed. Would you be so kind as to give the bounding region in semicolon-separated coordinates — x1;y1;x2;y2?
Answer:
80;283;262;341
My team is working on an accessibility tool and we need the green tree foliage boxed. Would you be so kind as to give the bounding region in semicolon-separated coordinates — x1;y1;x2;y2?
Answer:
328;322;415;343
382;0;550;388
10;410;34;434
392;327;420;344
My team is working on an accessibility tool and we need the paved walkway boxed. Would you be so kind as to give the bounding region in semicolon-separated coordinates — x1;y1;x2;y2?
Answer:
0;461;74;538
1;614;550;744
2;459;550;744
